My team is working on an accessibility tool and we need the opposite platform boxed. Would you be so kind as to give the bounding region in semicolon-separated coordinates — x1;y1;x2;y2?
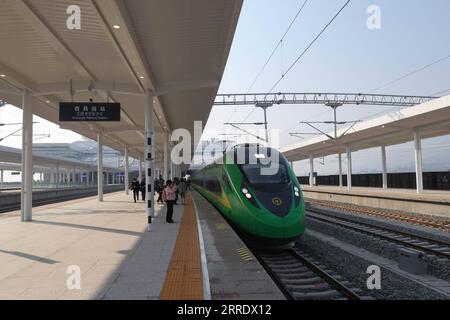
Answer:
301;185;450;218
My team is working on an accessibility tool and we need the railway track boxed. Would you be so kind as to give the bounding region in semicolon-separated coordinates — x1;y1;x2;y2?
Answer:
306;207;450;260
256;249;364;300
0;187;123;214
307;199;450;232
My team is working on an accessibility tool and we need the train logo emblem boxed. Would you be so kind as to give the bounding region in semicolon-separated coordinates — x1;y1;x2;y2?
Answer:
272;197;282;206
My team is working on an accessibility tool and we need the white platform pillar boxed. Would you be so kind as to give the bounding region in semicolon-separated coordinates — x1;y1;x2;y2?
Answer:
21;89;33;222
414;129;424;194
125;147;129;195
145;90;155;231
139;156;143;182
309;155;314;187
338;153;343;187
381;145;388;190
98;132;104;202
164;133;169;181
346;147;352;190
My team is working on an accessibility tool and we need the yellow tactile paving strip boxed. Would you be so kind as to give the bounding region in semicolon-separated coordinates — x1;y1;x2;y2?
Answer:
159;193;203;300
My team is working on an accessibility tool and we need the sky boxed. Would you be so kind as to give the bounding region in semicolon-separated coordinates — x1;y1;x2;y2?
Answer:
1;0;450;177
204;0;450;175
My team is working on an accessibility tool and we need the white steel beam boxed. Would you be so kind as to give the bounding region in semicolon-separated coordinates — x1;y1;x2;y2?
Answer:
33;81;142;96
90;0;171;133
6;0;94;80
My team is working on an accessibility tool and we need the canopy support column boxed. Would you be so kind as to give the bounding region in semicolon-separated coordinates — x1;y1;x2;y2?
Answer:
98;132;104;202
164;133;169;181
125;147;129;195
381;145;388;189
309;155;314;187
346;147;352;190
414;129;424;194
145;90;155;231
138;156;143;182
21;89;33;222
338;153;343;187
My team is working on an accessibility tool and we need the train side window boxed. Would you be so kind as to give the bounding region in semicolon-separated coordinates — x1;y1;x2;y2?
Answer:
208;177;222;195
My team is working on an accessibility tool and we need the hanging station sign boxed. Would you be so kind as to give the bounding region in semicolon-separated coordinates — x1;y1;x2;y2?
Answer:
59;102;121;122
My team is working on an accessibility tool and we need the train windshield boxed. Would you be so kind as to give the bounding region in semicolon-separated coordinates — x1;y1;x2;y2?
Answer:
240;162;290;184
234;146;291;185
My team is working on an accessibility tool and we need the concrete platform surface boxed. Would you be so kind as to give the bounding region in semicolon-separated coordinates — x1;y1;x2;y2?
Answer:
0;191;183;300
192;191;284;300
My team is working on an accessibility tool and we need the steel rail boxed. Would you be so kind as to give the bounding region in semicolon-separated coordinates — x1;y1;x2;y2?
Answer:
306;209;450;259
254;249;363;300
288;249;362;300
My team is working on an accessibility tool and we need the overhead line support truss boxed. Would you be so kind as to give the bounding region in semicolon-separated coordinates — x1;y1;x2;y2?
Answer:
214;93;437;107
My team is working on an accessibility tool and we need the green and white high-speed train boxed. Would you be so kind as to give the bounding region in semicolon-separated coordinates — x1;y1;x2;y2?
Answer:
191;144;305;245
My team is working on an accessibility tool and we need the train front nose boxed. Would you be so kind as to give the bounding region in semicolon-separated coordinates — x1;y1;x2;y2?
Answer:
253;189;293;218
251;189;294;240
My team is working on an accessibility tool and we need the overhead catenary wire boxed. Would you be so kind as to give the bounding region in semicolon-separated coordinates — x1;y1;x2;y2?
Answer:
230;0;310;125
247;0;309;94
0;127;23;143
267;0;351;94
239;0;352;129
370;53;450;93
431;87;450;97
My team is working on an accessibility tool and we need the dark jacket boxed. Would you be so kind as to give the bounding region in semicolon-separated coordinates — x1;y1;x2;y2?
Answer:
131;181;140;191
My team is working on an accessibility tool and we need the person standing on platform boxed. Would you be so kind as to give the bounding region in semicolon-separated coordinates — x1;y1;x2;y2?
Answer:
178;178;187;205
156;178;164;204
162;180;177;223
131;179;140;203
140;178;146;202
173;177;180;205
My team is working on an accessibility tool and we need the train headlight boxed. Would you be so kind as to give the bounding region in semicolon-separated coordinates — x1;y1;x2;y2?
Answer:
242;188;249;195
245;193;252;199
295;192;300;197
294;186;299;192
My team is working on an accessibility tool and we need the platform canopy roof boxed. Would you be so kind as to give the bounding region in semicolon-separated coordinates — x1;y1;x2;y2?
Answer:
0;0;243;162
0;145;116;171
281;95;450;161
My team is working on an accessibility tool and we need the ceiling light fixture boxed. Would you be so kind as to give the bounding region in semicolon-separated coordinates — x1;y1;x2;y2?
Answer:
113;24;121;30
0;74;6;78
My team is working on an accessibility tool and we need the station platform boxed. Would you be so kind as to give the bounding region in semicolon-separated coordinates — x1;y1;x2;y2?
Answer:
301;185;450;218
0;190;282;300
